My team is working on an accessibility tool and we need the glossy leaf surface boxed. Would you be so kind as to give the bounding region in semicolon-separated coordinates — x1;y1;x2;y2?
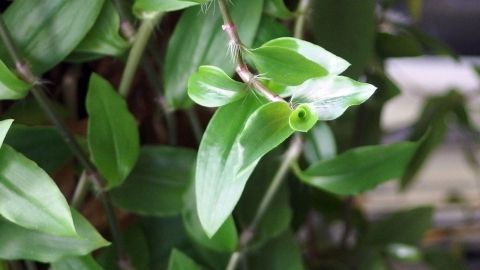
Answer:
291;76;376;121
2;0;104;74
0;144;75;236
164;0;263;109
111;146;195;216
167;249;201;270
196;97;293;236
0;210;109;262
188;66;248;107
0;60;31;100
87;74;140;188
51;255;104;270
299;142;417;195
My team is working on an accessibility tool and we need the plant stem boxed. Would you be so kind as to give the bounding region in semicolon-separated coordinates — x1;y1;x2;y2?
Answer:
0;15;132;270
71;171;91;209
226;135;303;270
216;0;283;103
294;0;311;39
119;12;163;97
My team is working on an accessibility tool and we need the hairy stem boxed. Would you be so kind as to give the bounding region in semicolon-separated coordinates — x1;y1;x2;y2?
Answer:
119;12;163;97
0;15;131;269
217;0;283;103
226;135;303;270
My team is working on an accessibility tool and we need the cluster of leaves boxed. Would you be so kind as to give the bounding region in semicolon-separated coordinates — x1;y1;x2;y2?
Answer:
0;0;475;269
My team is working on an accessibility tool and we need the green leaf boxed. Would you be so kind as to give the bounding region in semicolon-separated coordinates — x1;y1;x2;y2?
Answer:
264;0;293;19
424;248;468;270
0;119;13;147
4;125;72;173
289;104;318;132
0;209;109;262
252;16;291;48
259;37;350;75
164;0;263;109
86;73;140;188
110;146;195;216
1;0;104;74
0;60;31;100
51;255;104;270
133;0;204;18
298;142;418;195
70;1;129;61
303;122;337;164
362;207;433;246
187;65;248;107
0;144;75;236
167;249;201;270
310;0;376;78
196;97;293;236
376;32;422;59
290;76;376;121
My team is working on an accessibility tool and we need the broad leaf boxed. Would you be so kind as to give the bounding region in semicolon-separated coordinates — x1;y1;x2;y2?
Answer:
2;0;104;74
298;142;418;195
0;144;75;236
196;97;293;236
188;66;248;107
5;125;72;173
133;0;207;17
164;0;263;109
70;1;129;61
111;146;195;216
86;73;140;188
0;60;31;100
291;76;377;121
51;255;104;270
0;209;109;262
167;249;201;270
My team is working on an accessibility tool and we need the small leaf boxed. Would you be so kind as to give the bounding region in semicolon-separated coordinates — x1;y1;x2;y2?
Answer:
298;142;418;195
1;0;104;74
0;60;31;100
264;0;293;19
291;76;376;121
0;144;76;236
188;66;248;107
289;104;318;132
303;122;337;163
167;249;201;270
86;73;140;188
0;209;109;262
110;146;195;216
196;97;293;236
51;255;104;270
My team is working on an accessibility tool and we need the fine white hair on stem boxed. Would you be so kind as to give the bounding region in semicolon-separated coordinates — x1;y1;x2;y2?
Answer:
201;0;215;14
253;73;271;82
227;40;241;62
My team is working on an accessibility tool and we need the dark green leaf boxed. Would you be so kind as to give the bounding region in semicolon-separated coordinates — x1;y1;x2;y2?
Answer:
164;0;263;109
0;60;31;100
86;73;140;188
0;144;75;236
363;207;433;246
188;65;248;107
196;97;293;236
133;0;206;17
376;32;422;59
264;0;293;19
1;97;70;126
1;0;104;74
0;209;109;262
252;16;291;48
424;248;468;270
111;146;195;216
167;249;201;270
51;255;104;270
299;142;418;195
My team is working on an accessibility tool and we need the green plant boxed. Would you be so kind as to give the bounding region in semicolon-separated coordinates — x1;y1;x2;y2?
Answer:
0;0;474;269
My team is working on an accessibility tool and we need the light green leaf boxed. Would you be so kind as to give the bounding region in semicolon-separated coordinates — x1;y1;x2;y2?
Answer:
70;1;129;61
51;255;104;270
288;104;318;132
0;209;109;262
86;73;140;188
0;60;31;100
188;65;248;107
363;207;433;246
4;125;72;173
0;119;13;147
133;0;205;17
167;249;201;270
291;76;376;121
299;142;418;195
247;46;327;86
264;0;293;19
2;0;104;74
303;122;337;163
111;146;195;216
260;37;350;75
165;0;263;109
0;144;75;236
196;97;293;236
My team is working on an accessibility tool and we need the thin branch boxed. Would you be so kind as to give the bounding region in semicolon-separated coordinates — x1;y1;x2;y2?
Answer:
217;0;283;103
0;15;132;269
294;0;311;39
226;135;303;270
110;0;136;42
